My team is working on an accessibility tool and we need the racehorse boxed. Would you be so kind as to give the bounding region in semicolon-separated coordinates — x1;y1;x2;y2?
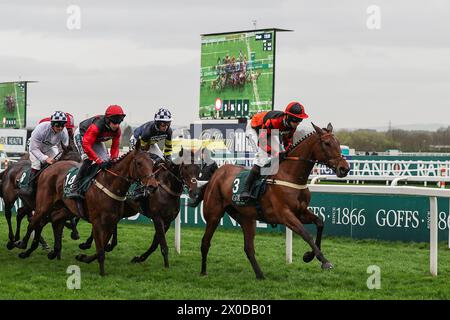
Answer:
197;123;350;279
79;148;204;269
16;140;158;276
0;143;81;250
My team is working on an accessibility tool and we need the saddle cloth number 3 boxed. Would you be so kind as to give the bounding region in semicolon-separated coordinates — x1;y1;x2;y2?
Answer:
232;178;240;193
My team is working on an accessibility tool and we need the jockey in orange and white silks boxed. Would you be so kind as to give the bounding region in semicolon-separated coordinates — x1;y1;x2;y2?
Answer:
241;102;309;200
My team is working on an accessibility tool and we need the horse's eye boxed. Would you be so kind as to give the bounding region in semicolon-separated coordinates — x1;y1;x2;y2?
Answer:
324;142;331;147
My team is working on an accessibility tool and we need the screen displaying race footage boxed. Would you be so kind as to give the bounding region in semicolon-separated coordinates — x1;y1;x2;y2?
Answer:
199;30;275;120
0;82;27;128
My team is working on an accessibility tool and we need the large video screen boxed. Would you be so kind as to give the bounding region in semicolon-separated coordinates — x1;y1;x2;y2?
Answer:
199;30;275;120
0;82;27;128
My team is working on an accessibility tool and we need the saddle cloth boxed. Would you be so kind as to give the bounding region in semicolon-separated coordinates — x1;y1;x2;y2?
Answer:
17;167;32;190
63;165;99;198
231;170;267;206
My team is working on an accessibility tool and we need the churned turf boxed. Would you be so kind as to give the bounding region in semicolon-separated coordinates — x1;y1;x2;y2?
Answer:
0;218;449;300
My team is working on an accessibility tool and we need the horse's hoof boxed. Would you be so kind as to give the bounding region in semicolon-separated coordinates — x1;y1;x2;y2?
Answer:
71;232;80;241
105;244;114;252
321;262;334;270
200;271;207;277
303;251;315;263
79;243;91;250
131;256;143;263
18;252;29;259
48;251;57;260
256;274;265;280
16;241;26;250
6;241;15;250
75;254;87;262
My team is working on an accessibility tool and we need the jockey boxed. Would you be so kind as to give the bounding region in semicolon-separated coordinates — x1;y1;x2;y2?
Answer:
39;111;75;138
240;101;309;200
67;105;125;199
21;111;69;196
25;112;76;151
130;107;173;162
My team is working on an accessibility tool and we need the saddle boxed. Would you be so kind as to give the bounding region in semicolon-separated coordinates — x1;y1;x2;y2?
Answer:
63;165;100;198
231;170;276;228
17;167;33;190
231;170;267;207
126;181;150;201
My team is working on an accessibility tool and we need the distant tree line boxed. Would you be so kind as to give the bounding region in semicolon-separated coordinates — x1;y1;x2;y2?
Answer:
336;126;450;152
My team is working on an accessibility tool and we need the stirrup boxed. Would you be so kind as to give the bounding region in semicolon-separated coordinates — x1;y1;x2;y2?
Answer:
240;190;255;200
67;186;84;199
67;192;85;200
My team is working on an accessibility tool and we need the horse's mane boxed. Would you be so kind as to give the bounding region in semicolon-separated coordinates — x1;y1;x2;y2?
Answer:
111;149;135;164
287;131;316;154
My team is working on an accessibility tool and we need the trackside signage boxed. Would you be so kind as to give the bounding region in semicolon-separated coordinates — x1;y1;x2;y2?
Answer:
1;194;448;242
121;195;450;243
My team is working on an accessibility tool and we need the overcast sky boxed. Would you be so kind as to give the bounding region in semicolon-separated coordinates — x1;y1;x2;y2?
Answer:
1;0;449;130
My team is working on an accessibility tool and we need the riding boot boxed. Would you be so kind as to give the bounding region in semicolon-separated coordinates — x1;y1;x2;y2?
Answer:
240;165;261;200
19;168;39;196
66;159;91;199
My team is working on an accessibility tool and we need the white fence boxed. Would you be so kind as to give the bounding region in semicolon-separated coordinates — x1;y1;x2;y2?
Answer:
174;183;450;277
284;184;450;276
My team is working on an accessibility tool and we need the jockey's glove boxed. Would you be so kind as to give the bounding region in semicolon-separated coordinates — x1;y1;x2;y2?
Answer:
99;161;113;170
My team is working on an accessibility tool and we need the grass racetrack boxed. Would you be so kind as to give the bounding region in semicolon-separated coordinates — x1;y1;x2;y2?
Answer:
1;217;450;300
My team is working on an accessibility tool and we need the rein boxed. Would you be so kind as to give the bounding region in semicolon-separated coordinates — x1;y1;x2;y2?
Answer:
94;155;159;201
285;132;345;166
267;131;345;190
156;162;186;197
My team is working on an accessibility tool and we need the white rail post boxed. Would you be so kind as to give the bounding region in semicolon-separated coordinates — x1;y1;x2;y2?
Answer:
430;196;438;276
286;227;293;264
175;212;181;254
175;196;186;255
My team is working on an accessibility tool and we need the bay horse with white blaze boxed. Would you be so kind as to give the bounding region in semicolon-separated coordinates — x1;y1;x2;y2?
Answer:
198;123;350;279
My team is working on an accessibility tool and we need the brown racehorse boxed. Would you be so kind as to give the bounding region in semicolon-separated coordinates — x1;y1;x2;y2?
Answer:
0;143;81;250
79;148;204;268
197;123;350;279
16;140;158;275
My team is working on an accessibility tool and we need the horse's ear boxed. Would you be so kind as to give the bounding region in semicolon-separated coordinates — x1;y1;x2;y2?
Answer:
134;138;141;153
312;122;323;135
327;123;333;133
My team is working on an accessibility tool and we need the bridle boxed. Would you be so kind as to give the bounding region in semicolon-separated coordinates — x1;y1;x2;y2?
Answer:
102;156;159;187
159;161;198;191
285;132;346;171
